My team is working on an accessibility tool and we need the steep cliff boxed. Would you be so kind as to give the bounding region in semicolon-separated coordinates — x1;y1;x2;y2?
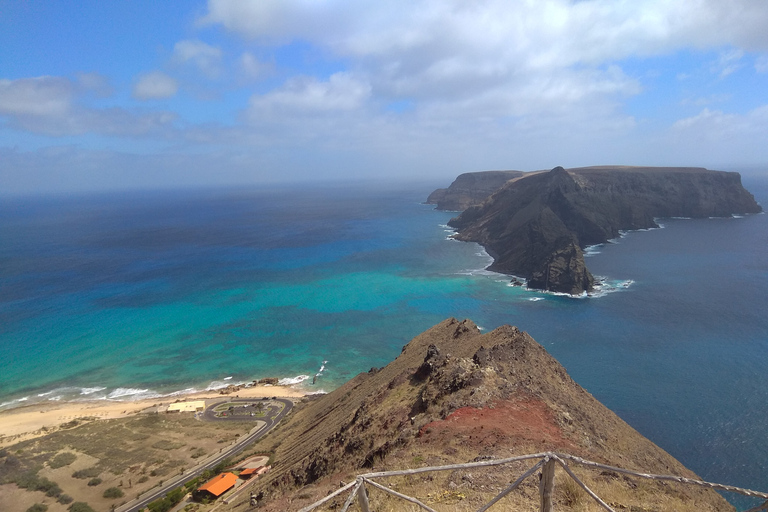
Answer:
226;318;734;511
426;170;524;210
447;166;762;295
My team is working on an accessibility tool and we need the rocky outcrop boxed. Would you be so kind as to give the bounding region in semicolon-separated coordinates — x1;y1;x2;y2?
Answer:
446;166;762;295
426;170;524;210
231;318;734;511
219;384;243;394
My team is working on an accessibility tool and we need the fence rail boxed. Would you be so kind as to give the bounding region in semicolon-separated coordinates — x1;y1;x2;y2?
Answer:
298;452;768;512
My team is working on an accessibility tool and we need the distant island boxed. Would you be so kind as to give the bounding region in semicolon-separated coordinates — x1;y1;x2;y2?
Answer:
429;166;763;295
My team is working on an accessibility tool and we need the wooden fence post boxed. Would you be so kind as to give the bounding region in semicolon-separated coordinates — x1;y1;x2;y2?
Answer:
540;457;556;512
357;480;371;512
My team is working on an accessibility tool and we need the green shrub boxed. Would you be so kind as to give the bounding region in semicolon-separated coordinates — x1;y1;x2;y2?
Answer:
26;505;48;512
103;487;124;499
49;452;77;469
190;448;206;459
72;467;101;479
14;472;63;498
87;477;102;486
138;475;149;483
183;476;200;489
68;503;95;512
151;440;185;451
148;486;186;512
57;495;73;505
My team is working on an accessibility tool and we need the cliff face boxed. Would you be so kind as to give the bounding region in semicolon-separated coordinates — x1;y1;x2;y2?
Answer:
231;318;734;512
426;170;524;211
447;166;762;295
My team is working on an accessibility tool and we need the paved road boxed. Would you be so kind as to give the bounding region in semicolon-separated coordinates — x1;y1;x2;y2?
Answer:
115;398;293;512
203;397;287;422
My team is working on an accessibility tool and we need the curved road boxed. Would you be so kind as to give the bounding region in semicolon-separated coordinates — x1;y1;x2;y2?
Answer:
115;398;293;512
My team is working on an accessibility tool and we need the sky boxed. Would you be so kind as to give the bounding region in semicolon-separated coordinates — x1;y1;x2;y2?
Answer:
1;0;768;195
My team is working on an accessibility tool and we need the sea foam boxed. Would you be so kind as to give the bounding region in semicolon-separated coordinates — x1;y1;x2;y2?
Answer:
278;375;311;386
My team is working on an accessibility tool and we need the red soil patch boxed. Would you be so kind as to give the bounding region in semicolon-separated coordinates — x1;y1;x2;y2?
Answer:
418;397;575;451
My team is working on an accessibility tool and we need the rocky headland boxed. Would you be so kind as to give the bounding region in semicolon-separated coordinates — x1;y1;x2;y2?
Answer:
228;318;734;511
436;166;762;295
426;170;525;211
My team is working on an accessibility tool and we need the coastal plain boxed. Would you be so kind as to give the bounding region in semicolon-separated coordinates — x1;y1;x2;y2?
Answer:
0;385;306;447
0;385;305;512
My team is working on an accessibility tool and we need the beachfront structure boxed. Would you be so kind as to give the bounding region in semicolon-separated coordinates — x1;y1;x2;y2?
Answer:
167;400;206;413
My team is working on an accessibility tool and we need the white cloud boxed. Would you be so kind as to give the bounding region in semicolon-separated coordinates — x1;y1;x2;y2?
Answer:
248;72;371;115
239;52;272;81
680;94;731;107
5;1;768;195
712;49;744;78
133;71;178;100
202;0;767;123
172;39;222;78
673;108;733;131
756;56;768;74
667;105;768;165
194;0;768;175
0;76;72;116
0;75;176;137
76;72;113;97
203;1;768;62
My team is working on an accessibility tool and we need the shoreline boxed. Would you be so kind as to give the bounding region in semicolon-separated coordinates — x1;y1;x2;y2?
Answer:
0;384;311;448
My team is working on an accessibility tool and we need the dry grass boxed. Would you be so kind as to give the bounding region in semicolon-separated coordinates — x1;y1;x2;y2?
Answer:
224;320;733;512
0;411;252;511
279;443;741;512
301;461;734;512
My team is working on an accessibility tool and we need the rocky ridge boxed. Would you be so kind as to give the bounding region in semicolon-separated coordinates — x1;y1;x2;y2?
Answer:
225;318;734;511
441;166;762;294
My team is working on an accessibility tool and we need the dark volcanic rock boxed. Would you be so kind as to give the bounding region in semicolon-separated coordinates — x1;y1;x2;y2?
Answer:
426;170;524;210
449;166;762;295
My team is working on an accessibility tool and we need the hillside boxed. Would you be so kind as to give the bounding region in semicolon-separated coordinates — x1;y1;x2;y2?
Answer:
443;166;762;294
225;318;734;511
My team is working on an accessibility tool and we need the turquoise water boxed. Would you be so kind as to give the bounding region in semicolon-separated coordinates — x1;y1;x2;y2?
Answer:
1;178;767;508
0;185;532;400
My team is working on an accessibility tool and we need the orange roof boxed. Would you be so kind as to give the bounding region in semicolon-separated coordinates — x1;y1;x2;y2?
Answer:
239;467;259;477
198;472;237;497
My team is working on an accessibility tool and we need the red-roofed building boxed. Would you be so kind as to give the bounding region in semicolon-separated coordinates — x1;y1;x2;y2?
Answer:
197;472;238;498
238;465;271;480
239;467;259;478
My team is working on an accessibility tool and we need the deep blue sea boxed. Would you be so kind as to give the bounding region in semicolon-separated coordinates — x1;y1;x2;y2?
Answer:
1;176;767;509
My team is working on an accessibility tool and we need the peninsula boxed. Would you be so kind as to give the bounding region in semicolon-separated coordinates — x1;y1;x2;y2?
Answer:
430;166;762;294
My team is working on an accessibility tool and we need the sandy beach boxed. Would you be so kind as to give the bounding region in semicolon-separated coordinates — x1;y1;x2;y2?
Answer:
0;384;309;447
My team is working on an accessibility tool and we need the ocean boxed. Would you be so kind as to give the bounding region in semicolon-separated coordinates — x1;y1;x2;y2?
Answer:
1;176;767;509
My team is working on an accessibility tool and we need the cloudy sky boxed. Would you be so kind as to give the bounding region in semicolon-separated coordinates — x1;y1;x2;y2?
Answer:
2;0;768;195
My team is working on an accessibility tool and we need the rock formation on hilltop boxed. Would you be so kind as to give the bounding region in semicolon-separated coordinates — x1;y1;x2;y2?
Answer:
440;166;762;295
426;170;524;211
226;318;734;511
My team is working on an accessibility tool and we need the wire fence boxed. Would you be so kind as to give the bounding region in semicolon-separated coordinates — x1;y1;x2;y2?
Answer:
298;452;768;512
